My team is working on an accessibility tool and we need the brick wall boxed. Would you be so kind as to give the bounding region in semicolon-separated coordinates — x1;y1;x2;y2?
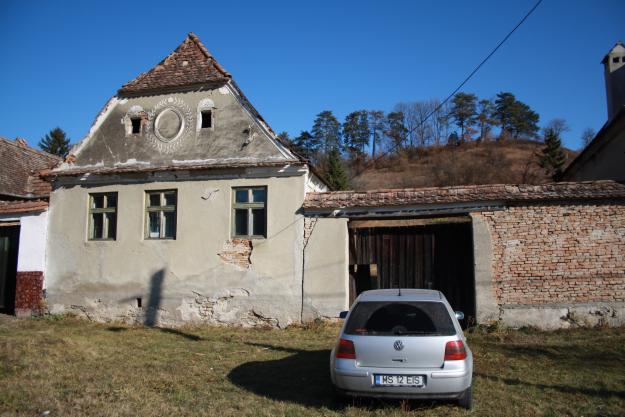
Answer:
477;202;625;306
15;271;44;316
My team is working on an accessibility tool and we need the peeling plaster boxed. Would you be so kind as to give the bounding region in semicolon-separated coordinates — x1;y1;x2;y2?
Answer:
218;239;253;269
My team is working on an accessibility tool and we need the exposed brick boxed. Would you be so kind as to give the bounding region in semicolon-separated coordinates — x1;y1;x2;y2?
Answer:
218;239;253;269
15;271;44;317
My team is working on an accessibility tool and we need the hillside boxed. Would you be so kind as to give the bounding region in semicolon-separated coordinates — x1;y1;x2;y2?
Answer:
348;140;578;191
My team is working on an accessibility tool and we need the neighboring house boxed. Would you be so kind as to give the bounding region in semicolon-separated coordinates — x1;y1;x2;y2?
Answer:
562;42;625;182
37;35;625;329
0;137;60;316
42;33;332;327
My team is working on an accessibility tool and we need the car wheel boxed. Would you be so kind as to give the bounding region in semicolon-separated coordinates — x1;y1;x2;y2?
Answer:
458;385;472;410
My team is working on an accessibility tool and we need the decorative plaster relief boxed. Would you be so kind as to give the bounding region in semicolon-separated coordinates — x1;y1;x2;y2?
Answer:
145;97;194;152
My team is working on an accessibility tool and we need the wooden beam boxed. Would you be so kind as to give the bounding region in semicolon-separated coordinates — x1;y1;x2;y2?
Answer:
348;216;471;229
0;221;20;227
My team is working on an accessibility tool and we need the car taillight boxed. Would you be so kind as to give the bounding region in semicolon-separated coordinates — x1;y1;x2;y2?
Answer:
444;340;467;361
336;338;356;359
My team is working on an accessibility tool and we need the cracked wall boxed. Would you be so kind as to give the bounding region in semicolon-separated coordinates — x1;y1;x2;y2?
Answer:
45;169;313;328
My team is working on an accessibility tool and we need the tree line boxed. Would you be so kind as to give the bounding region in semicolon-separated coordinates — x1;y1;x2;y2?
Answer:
280;91;581;189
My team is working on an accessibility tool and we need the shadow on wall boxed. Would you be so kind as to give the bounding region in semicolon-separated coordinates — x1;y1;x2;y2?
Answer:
145;268;165;327
107;268;203;341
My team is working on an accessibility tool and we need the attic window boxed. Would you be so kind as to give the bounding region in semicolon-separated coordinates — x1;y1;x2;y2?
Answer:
201;110;212;129
131;117;141;134
613;57;620;64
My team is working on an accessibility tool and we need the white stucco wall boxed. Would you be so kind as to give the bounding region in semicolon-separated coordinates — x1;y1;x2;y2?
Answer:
303;217;349;319
0;211;48;273
45;169;311;327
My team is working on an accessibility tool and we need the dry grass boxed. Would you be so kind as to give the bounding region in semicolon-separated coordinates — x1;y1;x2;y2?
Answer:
350;141;578;190
1;315;624;417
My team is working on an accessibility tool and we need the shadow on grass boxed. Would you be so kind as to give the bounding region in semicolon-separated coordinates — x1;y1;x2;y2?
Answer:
475;372;625;399
228;342;455;411
228;343;338;409
105;326;202;341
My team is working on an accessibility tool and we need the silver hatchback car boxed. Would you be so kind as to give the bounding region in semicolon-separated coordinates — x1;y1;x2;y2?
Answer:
330;289;473;409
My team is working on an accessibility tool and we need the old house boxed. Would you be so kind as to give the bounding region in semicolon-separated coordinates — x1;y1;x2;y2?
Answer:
42;33;336;327
0;137;60;316
39;34;625;329
562;42;625;182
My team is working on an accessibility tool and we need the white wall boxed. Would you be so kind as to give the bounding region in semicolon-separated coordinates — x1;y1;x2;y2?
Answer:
17;211;48;272
0;211;48;273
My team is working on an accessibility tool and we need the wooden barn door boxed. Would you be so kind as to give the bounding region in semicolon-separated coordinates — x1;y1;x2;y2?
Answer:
349;226;435;292
348;221;476;324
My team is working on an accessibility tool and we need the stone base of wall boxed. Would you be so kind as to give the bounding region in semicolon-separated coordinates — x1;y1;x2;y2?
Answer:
500;302;625;330
15;271;44;317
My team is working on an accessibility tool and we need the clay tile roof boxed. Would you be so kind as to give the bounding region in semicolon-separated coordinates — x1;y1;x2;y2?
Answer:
0;199;48;215
118;32;231;95
0;137;61;198
303;180;625;210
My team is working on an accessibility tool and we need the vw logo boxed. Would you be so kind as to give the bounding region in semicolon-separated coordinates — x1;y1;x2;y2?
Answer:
393;340;404;351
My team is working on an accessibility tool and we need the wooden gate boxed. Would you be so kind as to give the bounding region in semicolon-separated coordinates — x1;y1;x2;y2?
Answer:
349;226;435;290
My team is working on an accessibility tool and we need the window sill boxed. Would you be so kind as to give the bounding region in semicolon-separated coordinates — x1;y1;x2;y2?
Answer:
232;235;266;241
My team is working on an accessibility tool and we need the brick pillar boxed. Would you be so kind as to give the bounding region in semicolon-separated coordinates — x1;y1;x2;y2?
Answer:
15;271;44;317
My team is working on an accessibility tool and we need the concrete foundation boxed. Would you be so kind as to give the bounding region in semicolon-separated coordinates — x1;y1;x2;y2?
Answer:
500;302;625;329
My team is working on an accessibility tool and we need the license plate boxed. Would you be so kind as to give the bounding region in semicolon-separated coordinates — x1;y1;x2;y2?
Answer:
374;374;425;387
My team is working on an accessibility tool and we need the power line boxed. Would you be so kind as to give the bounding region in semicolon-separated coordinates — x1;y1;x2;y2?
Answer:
375;0;543;160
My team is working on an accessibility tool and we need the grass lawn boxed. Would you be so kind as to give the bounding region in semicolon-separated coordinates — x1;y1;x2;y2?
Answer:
1;315;624;417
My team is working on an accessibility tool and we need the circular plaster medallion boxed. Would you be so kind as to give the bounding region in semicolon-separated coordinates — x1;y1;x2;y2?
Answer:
145;96;193;152
155;108;184;142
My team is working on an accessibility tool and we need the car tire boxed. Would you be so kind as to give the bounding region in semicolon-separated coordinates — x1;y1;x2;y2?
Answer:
458;385;472;410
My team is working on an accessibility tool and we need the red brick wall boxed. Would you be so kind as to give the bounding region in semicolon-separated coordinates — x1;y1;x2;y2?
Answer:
15;271;44;316
478;203;625;305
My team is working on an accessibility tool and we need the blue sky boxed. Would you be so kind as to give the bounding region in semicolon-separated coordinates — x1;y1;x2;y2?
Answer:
0;0;623;151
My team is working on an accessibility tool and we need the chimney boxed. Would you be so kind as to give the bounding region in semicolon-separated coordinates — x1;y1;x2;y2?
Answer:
603;41;625;120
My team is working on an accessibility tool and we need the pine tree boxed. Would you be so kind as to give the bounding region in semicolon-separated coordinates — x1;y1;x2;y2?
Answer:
539;127;567;180
292;130;315;158
476;99;497;141
494;92;539;140
450;92;477;141
368;110;386;158
342;111;369;154
39;127;71;157
325;148;349;190
385;111;408;152
311;111;341;154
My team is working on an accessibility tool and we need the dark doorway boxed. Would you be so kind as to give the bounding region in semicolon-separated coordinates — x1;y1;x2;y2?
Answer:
0;225;20;314
348;219;475;324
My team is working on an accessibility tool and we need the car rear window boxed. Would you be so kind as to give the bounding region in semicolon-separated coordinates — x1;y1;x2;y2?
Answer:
344;301;456;336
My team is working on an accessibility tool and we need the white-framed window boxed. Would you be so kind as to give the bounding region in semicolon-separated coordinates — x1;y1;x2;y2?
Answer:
89;192;117;240
232;187;267;238
145;190;177;240
196;98;215;131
